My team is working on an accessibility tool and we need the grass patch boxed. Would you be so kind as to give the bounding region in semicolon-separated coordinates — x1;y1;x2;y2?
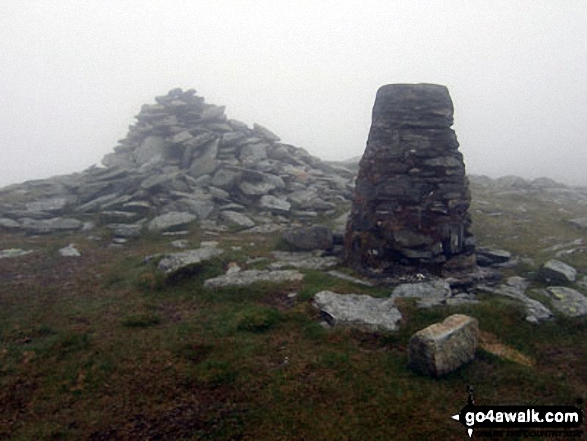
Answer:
121;312;162;328
235;306;284;333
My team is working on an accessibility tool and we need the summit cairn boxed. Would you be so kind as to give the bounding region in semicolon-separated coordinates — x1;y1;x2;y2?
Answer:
344;84;475;275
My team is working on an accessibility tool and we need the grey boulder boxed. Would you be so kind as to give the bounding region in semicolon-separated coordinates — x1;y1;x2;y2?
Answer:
546;286;587;317
538;259;577;283
313;290;402;332
148;212;197;232
408;314;479;377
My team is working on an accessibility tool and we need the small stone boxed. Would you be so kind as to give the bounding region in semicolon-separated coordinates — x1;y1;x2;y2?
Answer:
171;240;189;249
157;248;224;278
58;244;81;257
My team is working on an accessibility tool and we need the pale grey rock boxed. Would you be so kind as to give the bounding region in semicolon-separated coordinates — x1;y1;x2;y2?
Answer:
25;197;69;212
122;201;152;214
239;142;268;163
476;247;512;267
239;180;275;196
58;244;81;257
282;226;333;251
546;286;587;317
148;212;196;232
0;249;33;259
170;130;193;144
157;247;224;277
408;314;478;377
0;218;20;229
171;239;189;249
140;173;174;190
538;259;577;283
211;167;242;189
313;291;402;332
76;193;121;213
253;123;280;142
177;199;214;220
20;217;83;234
259;195;291;214
188;138;220;177
134;136;167;165
220;210;255;228
204;269;303;288
107;223;144;237
200;104;225;121
391;280;453;308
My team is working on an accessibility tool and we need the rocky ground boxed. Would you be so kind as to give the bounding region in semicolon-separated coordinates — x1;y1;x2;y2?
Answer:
0;89;586;439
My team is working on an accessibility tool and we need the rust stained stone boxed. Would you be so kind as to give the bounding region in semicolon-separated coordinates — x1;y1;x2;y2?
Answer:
344;84;475;275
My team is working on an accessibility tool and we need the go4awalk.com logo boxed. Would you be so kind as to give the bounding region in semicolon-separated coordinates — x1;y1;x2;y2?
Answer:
451;387;584;438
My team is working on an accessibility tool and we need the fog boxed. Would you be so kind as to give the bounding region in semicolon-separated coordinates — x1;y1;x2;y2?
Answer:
1;0;586;187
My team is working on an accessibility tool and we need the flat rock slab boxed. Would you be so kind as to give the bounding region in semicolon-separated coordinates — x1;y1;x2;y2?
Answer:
220;211;255;228
538;259;577;283
478;277;553;323
0;249;33;259
390;280;478;308
20;217;83;234
476;247;512;267
313;290;402;332
546;286;587;317
148;212;197;232
157;248;224;277
204;269;303;288
408;314;479;377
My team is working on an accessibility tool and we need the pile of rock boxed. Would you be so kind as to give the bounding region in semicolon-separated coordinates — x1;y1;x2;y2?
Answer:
0;88;355;236
344;84;475;275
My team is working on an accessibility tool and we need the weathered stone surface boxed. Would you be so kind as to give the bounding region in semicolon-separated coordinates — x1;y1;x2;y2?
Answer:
59;244;81;257
408;314;478;377
345;84;475;274
538;259;577;283
26;197;69;212
546;287;587;317
157;248;224;278
107;223;144;237
20;217;83;234
0;249;33;259
259;195;291;214
313;291;402;331
204;269;303;288
148;212;196;232
282;226;333;251
0;218;20;229
220;211;255;228
391;280;453;307
476;247;511;267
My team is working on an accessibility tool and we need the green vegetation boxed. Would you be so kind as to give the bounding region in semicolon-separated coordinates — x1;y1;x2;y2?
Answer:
0;185;585;439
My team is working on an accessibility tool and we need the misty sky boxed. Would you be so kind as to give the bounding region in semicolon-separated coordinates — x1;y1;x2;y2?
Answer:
1;1;586;187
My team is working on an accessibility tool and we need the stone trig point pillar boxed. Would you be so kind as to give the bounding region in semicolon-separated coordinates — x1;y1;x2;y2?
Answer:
344;84;475;275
